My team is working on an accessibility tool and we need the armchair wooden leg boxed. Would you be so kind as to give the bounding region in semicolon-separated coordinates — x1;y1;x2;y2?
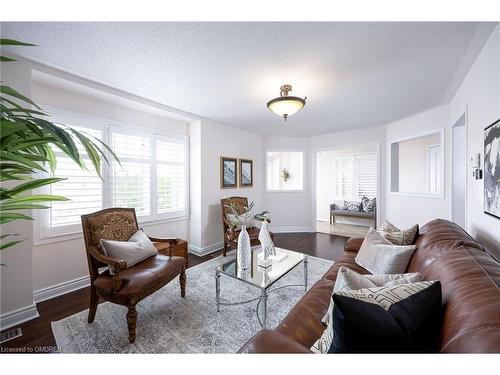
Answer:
88;286;98;323
179;270;186;297
127;305;138;343
223;241;228;257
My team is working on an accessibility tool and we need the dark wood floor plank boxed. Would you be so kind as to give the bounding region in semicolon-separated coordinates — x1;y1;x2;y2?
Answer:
0;232;348;353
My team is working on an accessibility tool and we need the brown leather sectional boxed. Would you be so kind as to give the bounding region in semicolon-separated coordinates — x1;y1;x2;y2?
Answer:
238;219;500;353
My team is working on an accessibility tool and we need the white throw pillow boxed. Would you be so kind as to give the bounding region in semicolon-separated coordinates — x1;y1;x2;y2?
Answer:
100;230;158;273
315;267;422;353
355;227;417;274
359;243;417;274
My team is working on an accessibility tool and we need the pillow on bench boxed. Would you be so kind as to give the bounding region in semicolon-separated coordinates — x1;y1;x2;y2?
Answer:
343;200;362;211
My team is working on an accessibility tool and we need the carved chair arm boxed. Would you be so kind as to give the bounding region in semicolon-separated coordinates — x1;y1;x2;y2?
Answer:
88;245;127;292
147;236;178;247
88;245;127;272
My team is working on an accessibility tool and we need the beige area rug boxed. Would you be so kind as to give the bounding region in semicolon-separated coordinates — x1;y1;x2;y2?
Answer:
52;253;333;353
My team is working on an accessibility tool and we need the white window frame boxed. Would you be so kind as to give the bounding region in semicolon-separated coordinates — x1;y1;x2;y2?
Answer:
388;127;445;199
265;150;305;192
34;107;189;245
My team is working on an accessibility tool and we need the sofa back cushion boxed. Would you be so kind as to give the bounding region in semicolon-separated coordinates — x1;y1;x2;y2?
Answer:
407;219;500;353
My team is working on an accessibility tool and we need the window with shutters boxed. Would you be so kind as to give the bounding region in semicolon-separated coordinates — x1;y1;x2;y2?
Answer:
155;137;186;218
334;152;377;200
110;129;152;219
38;121;104;238
36;109;188;242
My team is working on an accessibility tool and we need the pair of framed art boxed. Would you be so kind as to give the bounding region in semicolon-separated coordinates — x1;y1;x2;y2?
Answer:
220;157;253;189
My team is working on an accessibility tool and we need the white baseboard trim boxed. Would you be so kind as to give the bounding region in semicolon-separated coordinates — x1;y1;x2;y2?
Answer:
33;275;90;303
188;228;316;256
189;241;224;257
272;226;314;233
0;301;39;330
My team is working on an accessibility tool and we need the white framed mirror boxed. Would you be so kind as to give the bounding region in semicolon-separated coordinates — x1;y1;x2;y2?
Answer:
389;128;444;198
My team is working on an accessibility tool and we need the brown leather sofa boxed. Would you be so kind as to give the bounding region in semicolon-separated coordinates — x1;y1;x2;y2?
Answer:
239;219;500;353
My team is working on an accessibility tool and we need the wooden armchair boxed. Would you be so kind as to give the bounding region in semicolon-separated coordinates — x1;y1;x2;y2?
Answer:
220;196;274;256
81;208;187;343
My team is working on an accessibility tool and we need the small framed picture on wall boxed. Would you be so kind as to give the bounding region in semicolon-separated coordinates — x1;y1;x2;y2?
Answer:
220;157;238;188
239;159;253;187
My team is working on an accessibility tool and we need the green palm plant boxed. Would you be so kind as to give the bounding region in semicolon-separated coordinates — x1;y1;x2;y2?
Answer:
0;39;120;260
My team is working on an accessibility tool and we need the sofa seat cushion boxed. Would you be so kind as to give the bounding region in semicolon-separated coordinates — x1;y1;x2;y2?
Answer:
275;251;371;348
275;278;335;348
323;251;370;281
94;254;185;300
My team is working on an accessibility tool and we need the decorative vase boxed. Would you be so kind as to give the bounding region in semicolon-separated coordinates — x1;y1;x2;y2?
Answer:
237;225;252;270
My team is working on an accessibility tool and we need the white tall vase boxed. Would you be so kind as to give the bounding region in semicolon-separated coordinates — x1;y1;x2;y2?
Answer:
237;225;252;270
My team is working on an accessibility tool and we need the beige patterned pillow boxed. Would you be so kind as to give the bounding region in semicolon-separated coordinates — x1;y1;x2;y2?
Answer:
335;281;436;310
378;220;419;245
321;266;422;325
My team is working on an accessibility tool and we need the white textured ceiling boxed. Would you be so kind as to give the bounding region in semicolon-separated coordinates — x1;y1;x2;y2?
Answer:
1;22;495;136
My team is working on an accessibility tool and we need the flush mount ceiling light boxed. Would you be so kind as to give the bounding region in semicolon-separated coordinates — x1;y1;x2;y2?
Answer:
267;84;307;122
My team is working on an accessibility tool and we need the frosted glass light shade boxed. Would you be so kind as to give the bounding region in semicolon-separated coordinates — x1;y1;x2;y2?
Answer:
267;96;305;118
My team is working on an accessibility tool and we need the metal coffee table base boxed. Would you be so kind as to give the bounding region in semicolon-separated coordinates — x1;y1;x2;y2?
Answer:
215;257;308;329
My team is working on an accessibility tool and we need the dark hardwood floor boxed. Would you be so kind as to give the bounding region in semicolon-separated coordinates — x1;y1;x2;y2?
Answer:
0;232;347;353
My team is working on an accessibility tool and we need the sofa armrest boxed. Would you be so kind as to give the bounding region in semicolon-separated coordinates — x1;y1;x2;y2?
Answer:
329;203;337;211
238;330;312;353
344;237;365;253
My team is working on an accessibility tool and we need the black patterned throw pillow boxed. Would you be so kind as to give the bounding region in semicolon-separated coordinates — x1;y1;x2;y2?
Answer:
361;196;376;213
343;200;361;212
328;281;442;353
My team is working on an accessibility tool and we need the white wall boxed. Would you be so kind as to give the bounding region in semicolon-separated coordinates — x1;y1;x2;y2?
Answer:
383;24;500;260
449;23;500;259
0;60;39;328
451;120;466;228
263;137;312;232
187;119;265;255
385;106;450;228
189;121;202;250
315;150;335;222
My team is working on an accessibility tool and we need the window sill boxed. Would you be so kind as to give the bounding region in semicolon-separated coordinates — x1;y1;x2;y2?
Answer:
34;215;189;246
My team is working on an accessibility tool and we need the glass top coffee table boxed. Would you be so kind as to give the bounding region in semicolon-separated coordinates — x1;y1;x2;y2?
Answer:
215;246;308;329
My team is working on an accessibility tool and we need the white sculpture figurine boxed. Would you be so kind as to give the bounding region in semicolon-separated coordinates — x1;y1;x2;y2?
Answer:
258;220;275;268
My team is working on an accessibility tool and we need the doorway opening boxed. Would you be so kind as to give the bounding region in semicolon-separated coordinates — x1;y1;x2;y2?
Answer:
451;113;467;229
315;145;378;238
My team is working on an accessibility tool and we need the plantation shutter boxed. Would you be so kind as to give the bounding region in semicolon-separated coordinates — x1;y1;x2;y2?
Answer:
355;154;377;199
335;157;355;199
49;125;103;228
156;137;186;217
110;129;151;218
